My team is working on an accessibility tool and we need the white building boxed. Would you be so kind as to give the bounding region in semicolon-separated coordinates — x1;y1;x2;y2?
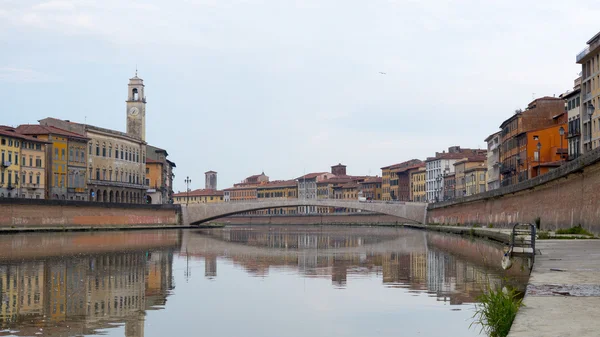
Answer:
296;172;331;214
485;131;501;191
425;146;487;203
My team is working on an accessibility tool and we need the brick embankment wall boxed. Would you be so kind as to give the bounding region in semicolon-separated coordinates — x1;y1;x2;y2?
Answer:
219;213;406;226
0;198;181;230
427;147;600;234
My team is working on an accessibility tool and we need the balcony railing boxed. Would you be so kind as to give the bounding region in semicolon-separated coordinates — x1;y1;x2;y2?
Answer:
88;179;149;189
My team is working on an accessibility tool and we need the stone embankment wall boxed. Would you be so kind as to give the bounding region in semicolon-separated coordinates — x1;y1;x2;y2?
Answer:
428;147;600;234
219;213;406;226
0;198;181;230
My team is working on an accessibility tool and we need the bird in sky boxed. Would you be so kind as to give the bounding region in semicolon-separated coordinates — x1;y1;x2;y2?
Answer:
379;72;386;75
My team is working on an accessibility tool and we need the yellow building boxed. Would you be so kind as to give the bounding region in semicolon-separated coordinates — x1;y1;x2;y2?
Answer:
0;127;51;199
358;176;382;201
16;124;89;200
256;180;298;214
173;188;224;204
410;167;426;202
381;159;422;201
453;157;487;198
465;166;487;196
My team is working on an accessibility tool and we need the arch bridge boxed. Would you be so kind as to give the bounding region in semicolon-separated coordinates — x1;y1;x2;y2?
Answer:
182;200;427;226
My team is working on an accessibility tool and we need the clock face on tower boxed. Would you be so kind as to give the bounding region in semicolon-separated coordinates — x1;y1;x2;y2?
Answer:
129;107;139;116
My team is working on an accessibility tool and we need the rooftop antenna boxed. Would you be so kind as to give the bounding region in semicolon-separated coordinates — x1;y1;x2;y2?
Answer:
135;65;138;77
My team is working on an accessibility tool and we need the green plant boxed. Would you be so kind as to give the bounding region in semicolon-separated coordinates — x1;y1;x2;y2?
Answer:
471;287;523;337
556;224;594;236
488;223;494;228
472;223;482;228
537;231;550;240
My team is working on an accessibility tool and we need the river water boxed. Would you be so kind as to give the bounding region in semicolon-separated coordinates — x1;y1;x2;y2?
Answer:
0;226;530;337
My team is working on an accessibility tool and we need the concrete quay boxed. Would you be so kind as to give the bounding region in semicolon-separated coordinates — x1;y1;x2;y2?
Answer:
406;224;600;337
508;240;600;337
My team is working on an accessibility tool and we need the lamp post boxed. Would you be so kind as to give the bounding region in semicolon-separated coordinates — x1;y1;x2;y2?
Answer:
184;176;192;205
536;142;541;177
559;126;565;161
588;103;595;153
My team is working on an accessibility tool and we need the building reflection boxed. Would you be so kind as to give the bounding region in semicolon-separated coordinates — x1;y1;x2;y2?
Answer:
182;227;530;303
0;249;174;337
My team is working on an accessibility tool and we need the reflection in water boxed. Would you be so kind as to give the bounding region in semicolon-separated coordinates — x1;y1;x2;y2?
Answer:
0;231;178;337
0;227;529;337
182;227;529;304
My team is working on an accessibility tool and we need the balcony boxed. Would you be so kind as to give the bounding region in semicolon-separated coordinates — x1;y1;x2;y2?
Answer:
25;183;39;190
1;161;11;168
89;179;149;190
577;46;590;63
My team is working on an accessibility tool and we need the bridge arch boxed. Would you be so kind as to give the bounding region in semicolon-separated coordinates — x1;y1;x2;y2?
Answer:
183;200;427;226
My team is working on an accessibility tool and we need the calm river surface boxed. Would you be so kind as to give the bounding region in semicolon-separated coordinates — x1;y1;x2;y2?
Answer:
0;226;530;337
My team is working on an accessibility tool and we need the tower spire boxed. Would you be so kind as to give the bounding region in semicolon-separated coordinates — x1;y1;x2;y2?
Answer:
135;65;138;77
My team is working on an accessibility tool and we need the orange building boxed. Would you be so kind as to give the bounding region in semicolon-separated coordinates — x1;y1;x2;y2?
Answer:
526;123;568;178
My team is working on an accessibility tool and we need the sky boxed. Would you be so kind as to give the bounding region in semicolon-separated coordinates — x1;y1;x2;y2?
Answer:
1;0;599;192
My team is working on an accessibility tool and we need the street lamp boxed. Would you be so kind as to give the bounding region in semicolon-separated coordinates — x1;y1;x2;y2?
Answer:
536;142;542;177
559;126;565;161
184;176;192;205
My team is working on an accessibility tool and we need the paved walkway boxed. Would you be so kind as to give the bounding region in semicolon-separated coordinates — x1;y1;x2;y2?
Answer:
508;240;600;337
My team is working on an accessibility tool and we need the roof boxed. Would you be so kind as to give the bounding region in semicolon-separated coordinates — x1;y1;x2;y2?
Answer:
484;131;501;143
381;159;423;170
0;128;51;143
394;163;426;174
205;170;217;174
453;156;487;165
39;117;145;144
224;185;258;191
257;180;297;189
145;158;161;164
341;182;358;189
360;176;382;184
296;172;329;180
425;152;482;162
16;124;89;141
173;189;223;197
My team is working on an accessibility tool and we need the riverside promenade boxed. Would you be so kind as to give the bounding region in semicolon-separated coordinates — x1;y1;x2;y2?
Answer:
406;224;600;337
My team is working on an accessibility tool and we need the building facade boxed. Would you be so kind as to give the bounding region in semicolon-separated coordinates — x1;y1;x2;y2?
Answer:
453;157;487;198
485;131;501;191
499;97;566;187
173;188;224;204
297;172;332;214
576;31;600;153
39;74;151;204
256;180;298;214
146;145;176;204
425;147;486;203
464;166;487;196
409;167;426;202
562;78;582;160
381;159;422;201
0;127;48;199
16;125;89;200
358;176;382;201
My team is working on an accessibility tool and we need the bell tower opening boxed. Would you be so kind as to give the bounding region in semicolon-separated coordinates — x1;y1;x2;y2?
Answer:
132;88;139;101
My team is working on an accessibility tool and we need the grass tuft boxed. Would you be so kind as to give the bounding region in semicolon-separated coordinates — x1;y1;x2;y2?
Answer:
471;287;523;337
555;225;593;236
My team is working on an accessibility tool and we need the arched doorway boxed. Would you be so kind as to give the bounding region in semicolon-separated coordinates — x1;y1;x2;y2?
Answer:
125;192;129;203
115;191;120;203
145;195;152;204
97;190;102;202
89;189;95;202
103;190;107;203
109;190;114;203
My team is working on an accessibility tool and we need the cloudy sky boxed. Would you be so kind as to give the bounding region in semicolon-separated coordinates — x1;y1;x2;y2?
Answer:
1;0;598;191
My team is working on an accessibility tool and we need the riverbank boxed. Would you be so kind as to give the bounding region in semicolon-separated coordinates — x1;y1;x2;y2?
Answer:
406;223;600;337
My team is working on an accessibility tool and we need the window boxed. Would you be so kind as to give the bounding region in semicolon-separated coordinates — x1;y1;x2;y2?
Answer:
115;147;119;159
36;175;40;185
35;157;41;167
14;153;18;165
89;143;92;155
96;169;100;180
108;145;112;157
54;148;58;160
8;151;12;163
96;143;99;156
21;172;25;184
146;168;150;174
29;173;32;184
22;155;25;166
61;148;65;160
102;144;106;157
146;178;150;185
70;148;74;161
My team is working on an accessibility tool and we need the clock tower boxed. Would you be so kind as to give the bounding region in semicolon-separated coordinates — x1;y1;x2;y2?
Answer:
126;72;146;141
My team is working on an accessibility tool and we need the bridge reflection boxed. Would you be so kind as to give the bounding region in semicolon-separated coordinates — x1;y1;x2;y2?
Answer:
0;231;179;337
181;227;529;304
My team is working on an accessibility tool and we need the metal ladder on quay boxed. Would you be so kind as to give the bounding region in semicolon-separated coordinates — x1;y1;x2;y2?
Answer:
509;223;537;263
